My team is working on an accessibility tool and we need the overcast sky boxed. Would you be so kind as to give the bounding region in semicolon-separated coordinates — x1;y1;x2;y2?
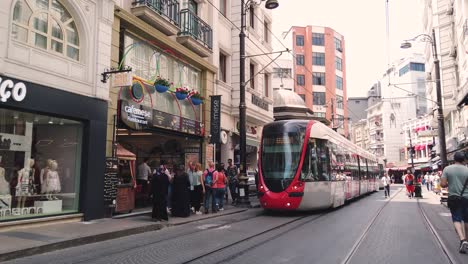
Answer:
272;0;424;97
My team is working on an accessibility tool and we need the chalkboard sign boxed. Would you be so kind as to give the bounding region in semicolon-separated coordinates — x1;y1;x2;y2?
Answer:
104;157;119;207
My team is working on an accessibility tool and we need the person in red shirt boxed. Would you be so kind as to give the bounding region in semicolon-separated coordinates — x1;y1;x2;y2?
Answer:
404;170;415;198
213;164;228;211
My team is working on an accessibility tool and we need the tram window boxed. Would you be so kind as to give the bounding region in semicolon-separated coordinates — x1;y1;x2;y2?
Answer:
316;139;330;181
300;140;312;180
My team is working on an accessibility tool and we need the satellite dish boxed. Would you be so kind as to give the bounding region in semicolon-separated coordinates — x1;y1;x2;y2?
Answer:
220;131;228;144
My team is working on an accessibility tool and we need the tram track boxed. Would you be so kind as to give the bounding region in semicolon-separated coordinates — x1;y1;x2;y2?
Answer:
340;187;403;264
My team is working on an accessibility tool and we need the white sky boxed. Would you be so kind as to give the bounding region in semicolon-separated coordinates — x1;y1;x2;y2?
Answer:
272;0;424;97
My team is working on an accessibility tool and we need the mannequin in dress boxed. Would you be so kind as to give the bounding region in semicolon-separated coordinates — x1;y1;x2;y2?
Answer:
16;158;35;208
44;160;61;200
0;166;8;196
40;159;53;195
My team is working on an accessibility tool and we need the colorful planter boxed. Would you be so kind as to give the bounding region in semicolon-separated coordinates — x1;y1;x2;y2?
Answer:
175;92;188;100
191;97;203;105
155;84;169;93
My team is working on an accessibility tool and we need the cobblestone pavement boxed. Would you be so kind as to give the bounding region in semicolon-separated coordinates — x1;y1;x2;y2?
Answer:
4;185;467;264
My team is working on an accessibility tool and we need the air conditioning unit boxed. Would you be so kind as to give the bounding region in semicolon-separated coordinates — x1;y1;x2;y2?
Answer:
449;45;457;58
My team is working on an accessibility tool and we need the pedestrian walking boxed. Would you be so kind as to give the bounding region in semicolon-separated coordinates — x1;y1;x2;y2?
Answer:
151;162;171;221
171;164;191;217
202;161;216;214
404;170;415;198
424;172;430;191
137;158;152;204
226;159;239;205
381;173;391;198
440;151;468;254
213;164;228;211
189;162;203;215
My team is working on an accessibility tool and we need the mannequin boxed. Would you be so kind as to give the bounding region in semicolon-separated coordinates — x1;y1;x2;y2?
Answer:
0;166;8;196
44;160;61;200
40;159;53;195
16;158;35;208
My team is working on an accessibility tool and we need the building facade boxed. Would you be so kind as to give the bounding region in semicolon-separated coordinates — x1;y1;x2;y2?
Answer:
402;115;437;168
0;0;113;223
289;25;348;137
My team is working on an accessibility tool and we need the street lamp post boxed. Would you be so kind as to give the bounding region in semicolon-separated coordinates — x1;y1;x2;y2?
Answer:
401;29;448;170
237;0;279;207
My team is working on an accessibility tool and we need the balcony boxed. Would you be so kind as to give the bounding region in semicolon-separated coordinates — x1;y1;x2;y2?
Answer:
176;9;213;57
131;0;180;36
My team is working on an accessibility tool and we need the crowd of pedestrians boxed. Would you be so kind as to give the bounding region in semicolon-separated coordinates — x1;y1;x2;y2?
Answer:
147;159;240;222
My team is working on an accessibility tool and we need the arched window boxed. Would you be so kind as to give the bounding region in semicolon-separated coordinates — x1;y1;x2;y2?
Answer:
11;0;80;61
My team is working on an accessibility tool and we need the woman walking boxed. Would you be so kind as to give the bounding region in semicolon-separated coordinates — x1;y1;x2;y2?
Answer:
171;164;191;217
213;164;228;211
404;170;415;198
190;163;204;214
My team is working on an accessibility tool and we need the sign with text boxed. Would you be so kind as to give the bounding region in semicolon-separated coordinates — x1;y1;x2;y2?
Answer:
252;94;269;111
104;157;118;206
210;95;221;144
0;76;27;103
112;72;133;87
119;100;153;130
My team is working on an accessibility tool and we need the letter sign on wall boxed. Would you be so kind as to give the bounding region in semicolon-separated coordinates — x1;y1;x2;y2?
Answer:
0;77;27;103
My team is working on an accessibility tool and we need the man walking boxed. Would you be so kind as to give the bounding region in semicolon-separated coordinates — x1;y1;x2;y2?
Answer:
441;152;468;254
381;173;391;198
226;159;239;205
404;170;415;198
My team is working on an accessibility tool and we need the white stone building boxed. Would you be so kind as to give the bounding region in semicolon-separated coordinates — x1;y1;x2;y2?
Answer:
402;115;436;167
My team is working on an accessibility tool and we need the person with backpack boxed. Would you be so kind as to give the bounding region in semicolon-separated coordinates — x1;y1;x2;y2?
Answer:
151;162;171;221
202;161;216;214
441;151;468;254
404;170;415;198
213;164;228;211
226;159;239;205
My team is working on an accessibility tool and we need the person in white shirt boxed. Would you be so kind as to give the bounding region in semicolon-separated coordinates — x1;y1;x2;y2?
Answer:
429;173;435;191
424;173;430;191
137;158;152;197
381;173;391;198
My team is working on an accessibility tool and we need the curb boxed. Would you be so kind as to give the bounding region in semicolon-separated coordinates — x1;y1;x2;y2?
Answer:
0;208;250;262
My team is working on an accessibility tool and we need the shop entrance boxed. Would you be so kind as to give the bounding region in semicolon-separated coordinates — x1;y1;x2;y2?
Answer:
113;128;202;215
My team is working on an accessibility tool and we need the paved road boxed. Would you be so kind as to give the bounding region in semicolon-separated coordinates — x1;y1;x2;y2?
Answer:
4;186;462;264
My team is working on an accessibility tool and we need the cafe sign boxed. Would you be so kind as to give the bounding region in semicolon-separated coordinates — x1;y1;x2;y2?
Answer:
120;100;153;130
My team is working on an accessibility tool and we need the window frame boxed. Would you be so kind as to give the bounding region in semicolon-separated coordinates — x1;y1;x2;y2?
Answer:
336;75;343;90
219;0;227;16
264;20;270;43
264;73;270;97
334;37;342;51
249;62;256;89
296;35;304;46
297;74;305;86
336;95;344;109
296;54;305;66
312;33;324;46
219;53;227;83
335;56;342;71
249;5;255;28
312;52;325;66
312;72;326;86
313;92;326;105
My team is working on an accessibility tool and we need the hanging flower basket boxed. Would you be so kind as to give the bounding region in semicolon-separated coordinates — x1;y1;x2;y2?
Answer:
175;87;189;100
189;89;204;105
154;76;172;93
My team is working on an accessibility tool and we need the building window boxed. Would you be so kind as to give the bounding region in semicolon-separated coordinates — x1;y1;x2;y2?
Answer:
313;72;326;85
336;76;343;90
297;74;305;86
335;37;342;52
399;64;410;76
336;95;343;109
219;53;227;82
296;54;305;65
335;57;342;71
11;0;80;61
312;52;325;66
312;33;324;46
0;108;83;222
315;112;326;118
249;5;255;28
264;21;270;43
250;63;255;89
299;94;306;102
273;68;291;78
219;0;227;16
264;73;270;97
410;62;425;72
313;92;326;105
296;35;304;46
189;0;198;14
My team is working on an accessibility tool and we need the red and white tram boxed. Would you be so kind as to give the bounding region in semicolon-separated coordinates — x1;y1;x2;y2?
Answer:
258;120;380;211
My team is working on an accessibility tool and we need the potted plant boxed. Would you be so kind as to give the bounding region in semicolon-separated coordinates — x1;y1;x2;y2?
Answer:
175;87;189;100
154;76;172;93
189;90;204;105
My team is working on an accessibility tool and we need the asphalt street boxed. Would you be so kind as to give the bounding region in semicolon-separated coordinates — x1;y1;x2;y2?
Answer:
3;186;460;264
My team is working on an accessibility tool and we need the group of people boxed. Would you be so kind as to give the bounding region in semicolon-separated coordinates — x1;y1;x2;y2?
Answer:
137;158;240;222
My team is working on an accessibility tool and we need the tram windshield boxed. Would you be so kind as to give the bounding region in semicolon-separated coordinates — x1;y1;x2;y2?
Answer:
261;121;307;180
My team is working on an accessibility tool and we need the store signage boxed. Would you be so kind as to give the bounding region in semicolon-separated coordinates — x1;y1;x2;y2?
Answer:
210;95;221;144
252;94;269;111
120;100;153;130
124;105;152;125
112;72;133;87
104;157;118;207
0;77;27;103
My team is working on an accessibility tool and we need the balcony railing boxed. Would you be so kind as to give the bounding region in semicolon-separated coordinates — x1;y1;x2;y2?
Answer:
132;0;180;26
179;9;213;50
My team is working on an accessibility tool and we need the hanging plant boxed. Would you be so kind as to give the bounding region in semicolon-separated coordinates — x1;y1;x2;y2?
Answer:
154;76;172;93
175;87;189;100
189;89;204;105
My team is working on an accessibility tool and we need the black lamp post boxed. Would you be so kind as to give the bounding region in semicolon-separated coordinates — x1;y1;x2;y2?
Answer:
401;29;448;170
237;0;279;207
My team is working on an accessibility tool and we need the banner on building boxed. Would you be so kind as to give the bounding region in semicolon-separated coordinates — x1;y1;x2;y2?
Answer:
210;95;221;144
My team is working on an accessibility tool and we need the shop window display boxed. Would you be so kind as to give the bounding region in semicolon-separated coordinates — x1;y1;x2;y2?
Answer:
0;108;82;221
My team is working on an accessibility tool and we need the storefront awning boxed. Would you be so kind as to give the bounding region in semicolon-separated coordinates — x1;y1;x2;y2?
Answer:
116;144;136;161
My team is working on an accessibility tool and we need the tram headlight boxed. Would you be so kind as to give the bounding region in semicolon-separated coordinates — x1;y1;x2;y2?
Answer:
286;203;291;207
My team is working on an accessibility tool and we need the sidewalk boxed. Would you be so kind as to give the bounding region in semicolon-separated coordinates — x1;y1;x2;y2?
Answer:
0;200;258;262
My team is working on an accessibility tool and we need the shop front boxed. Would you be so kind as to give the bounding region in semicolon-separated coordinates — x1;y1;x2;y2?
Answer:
0;75;107;223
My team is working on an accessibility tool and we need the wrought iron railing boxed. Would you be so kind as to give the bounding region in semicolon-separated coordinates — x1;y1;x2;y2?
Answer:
179;9;213;50
132;0;180;26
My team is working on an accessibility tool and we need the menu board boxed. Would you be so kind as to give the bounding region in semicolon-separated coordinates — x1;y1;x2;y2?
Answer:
104;157;119;206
